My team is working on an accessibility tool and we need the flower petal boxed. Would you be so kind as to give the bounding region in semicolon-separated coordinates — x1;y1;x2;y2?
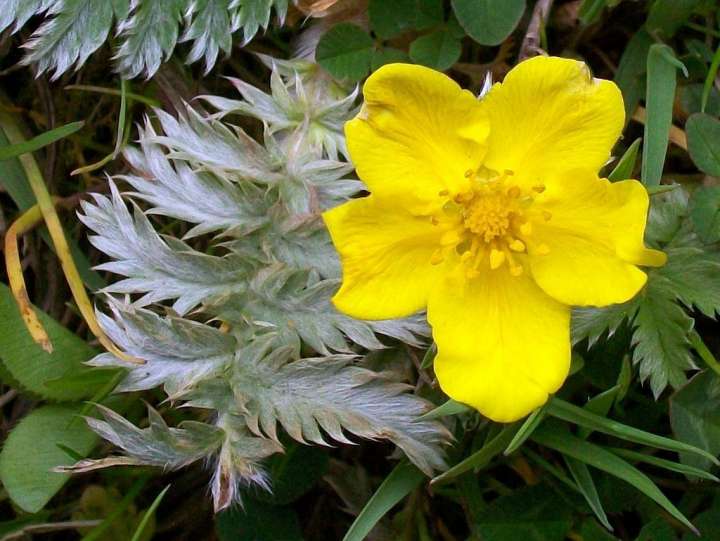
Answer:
428;269;570;423
346;63;489;211
323;195;447;319
530;170;666;306
480;56;624;184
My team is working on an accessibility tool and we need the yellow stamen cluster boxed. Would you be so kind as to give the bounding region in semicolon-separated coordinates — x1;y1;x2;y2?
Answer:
429;170;551;278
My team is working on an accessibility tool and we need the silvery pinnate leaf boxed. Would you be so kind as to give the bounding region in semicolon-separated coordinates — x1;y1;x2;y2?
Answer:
59;404;226;472
89;301;236;396
229;338;449;475
121;124;268;239
79;182;248;314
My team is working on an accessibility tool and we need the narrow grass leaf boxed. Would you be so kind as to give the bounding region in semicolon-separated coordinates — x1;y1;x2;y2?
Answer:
342;462;424;541
532;427;697;534
0;121;84;161
419;399;470;420
609;448;718;481
702;44;720;114
548;398;718;465
504;404;547;455
432;424;518;484
130;484;170;541
642;44;685;186
80;478;148;541
565;457;613;531
608;138;641;181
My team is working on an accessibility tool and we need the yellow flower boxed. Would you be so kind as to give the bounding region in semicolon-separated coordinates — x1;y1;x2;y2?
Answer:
322;56;666;422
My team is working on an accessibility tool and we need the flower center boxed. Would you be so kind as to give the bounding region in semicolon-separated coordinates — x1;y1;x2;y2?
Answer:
429;169;551;278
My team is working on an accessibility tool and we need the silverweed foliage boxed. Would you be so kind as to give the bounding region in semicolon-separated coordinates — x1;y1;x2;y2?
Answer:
2;0;289;79
65;59;450;511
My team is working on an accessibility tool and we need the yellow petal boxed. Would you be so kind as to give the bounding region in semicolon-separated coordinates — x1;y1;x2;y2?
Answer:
346;63;489;211
480;56;624;185
323;195;447;320
530;170;666;306
428;268;570;423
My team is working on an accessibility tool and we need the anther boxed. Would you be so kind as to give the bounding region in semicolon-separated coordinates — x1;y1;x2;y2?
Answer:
536;243;551;255
464;169;474;178
430;249;445;265
507;186;521;198
489;249;505;270
430;216;439;225
510;264;524;276
438;189;449;196
509;239;525;252
520;221;533;236
532;184;546;193
542;210;552;221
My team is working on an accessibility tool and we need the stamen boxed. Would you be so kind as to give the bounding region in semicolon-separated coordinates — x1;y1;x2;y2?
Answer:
509;239;525;252
532;184;546;193
489;248;505;270
520;221;533;236
542;210;552;221
507;186;521;198
535;243;551;255
438;189;449;196
430;249;445;265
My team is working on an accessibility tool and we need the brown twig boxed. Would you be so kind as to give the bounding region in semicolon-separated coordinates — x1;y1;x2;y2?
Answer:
519;0;555;61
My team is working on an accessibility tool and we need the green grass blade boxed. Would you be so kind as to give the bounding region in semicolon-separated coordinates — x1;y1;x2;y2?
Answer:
565;457;613;531
419;399;471;420
548;398;718;465
608;138;641;181
642;44;685;186
431;424;518;485
609;448;719;482
504;404;547;455
343;462;424;541
0;121;84;161
420;343;437;369
701;43;720;114
532;427;697;534
130;484;170;541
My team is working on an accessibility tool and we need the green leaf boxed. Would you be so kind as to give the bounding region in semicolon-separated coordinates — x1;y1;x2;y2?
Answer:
371;47;409;71
646;0;703;39
571;300;638;347
409;28;461;71
342;462;424;541
503;405;547;455
615;30;653;119
690;186;720;243
548;398;718;465
0;121;84;161
432;425;518;484
608;138;641;181
216;500;303;541
419;398;471;420
670;371;720;471
578;0;609;25
565;458;613;531
660;246;720;317
451;0;525;46
531;427;697;534
642;44;685;186
686;113;720;176
681;83;720;116
130;485;170;541
0;283;114;401
473;484;572;541
316;23;374;82
415;0;444;30
609;447;718;481
631;274;695;396
0;404;98;513
368;0;415;39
